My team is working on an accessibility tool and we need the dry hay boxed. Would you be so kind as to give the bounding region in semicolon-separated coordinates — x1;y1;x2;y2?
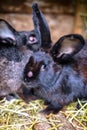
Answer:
0;98;87;130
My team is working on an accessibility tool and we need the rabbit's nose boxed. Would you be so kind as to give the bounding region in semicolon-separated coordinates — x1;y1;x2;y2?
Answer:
27;71;33;78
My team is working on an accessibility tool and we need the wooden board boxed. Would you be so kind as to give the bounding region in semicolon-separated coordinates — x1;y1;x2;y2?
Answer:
0;0;74;14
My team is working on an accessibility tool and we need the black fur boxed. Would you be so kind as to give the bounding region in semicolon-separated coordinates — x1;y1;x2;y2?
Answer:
0;3;52;100
23;49;87;114
22;4;87;114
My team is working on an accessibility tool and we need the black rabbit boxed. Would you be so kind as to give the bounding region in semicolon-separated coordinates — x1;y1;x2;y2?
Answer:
0;3;51;100
22;3;87;114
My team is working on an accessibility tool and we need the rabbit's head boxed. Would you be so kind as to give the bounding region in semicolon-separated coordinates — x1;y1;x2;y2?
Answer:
0;19;37;48
23;50;62;87
0;3;52;52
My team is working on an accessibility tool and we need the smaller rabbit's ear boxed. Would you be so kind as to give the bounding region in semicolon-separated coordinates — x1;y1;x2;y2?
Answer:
0;19;16;46
32;3;52;50
51;34;85;62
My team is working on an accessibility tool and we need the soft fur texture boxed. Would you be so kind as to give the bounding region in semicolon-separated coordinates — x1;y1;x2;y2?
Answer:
1;3;87;115
0;19;35;98
22;4;87;114
23;42;87;114
0;3;52;100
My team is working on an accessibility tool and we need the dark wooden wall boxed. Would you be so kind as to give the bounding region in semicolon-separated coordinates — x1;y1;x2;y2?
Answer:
0;0;75;14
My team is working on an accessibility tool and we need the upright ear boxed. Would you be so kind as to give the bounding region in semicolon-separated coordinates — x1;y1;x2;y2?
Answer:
32;3;52;50
0;19;16;46
51;34;85;62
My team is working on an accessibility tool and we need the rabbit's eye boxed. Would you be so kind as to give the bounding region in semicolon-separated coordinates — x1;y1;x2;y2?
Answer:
41;64;47;71
28;35;37;44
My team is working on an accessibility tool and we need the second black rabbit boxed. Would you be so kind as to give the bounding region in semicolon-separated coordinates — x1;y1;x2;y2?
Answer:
22;3;87;114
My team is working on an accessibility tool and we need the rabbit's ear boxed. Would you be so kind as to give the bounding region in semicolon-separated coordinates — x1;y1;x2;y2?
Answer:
0;19;16;46
32;3;52;50
51;34;85;62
